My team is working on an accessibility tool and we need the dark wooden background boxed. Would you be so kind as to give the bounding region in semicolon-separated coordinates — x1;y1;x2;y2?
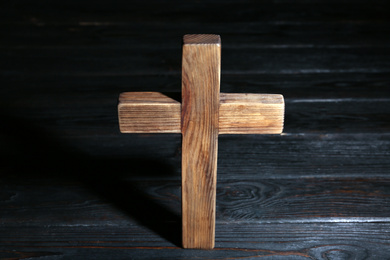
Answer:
1;0;390;259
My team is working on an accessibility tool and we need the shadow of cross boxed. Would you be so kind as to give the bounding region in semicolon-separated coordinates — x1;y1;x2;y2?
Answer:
118;34;284;249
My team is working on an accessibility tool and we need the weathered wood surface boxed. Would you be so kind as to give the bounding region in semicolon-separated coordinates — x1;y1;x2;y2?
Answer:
3;47;390;76
1;223;390;259
181;34;220;249
219;93;284;134
1;178;390;225
2;223;390;259
118;92;284;135
118;92;181;133
1;177;390;257
2;133;390;179
1;0;390;258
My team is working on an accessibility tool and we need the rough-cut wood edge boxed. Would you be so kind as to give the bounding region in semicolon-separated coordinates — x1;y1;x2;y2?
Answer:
219;93;284;134
118;92;181;133
183;34;221;45
181;34;221;249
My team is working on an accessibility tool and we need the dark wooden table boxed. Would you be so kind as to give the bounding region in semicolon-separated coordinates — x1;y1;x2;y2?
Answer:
1;0;390;259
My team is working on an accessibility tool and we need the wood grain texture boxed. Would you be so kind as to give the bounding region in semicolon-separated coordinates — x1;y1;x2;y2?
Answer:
2;178;390;225
5;133;385;181
3;72;390;136
219;93;284;134
118;92;284;135
1;0;390;258
1;178;390;258
4;47;390;77
1;223;390;259
181;34;220;249
4;22;390;49
118;92;181;133
2;1;389;25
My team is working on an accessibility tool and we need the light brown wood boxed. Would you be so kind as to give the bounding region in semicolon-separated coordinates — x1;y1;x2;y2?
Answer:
219;93;284;134
118;92;181;133
118;92;284;135
117;34;285;250
181;34;220;249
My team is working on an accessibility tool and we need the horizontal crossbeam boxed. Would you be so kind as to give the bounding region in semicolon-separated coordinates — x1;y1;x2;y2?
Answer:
118;92;284;134
118;92;181;133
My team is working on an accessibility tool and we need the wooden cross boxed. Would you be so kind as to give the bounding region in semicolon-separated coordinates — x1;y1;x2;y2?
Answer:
118;34;284;249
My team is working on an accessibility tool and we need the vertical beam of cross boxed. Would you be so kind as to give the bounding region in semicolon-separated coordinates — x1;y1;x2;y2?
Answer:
181;34;221;249
118;34;284;250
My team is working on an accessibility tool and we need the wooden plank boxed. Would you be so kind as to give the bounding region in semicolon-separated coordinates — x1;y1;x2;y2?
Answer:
219;93;284;134
2;178;390;227
2;73;390;100
3;95;389;137
2;47;390;76
218;134;390;178
181;34;220;249
2;115;390;180
4;22;390;48
1;223;390;259
2;2;389;24
54;134;388;179
118;92;180;133
118;92;284;135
